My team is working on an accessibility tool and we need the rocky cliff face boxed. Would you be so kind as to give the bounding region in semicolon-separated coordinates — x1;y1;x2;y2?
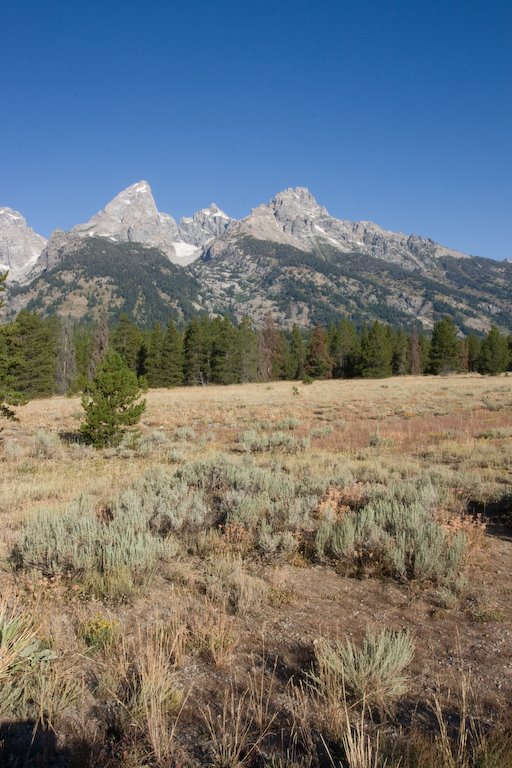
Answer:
0;208;46;280
70;180;180;262
69;181;235;266
178;203;233;247
3;181;512;334
21;182;235;280
206;187;468;273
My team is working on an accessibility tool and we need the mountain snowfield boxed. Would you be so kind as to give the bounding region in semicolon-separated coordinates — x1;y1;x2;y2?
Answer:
0;180;474;283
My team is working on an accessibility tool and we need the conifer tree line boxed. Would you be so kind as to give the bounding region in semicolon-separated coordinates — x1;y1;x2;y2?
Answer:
0;306;511;401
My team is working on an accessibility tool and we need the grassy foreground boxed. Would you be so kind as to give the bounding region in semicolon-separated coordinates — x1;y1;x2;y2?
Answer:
0;375;511;767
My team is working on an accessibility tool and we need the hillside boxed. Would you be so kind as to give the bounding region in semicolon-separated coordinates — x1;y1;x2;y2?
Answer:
193;235;512;331
6;237;207;326
2;183;511;332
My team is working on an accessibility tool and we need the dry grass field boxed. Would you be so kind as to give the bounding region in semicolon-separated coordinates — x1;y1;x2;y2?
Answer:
1;375;511;767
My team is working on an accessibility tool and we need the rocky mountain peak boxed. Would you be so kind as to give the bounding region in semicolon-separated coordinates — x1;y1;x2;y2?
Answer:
202;203;230;219
178;202;234;250
0;207;47;280
69;181;179;262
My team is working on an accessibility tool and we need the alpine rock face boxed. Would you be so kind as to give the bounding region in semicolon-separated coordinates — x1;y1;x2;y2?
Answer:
70;181;234;266
2;181;511;332
206;187;467;272
20;181;235;281
0;208;47;280
70;180;181;262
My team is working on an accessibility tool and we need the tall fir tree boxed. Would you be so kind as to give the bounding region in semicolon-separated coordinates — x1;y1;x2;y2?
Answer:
6;311;58;397
145;323;166;387
0;272;25;425
111;314;144;373
409;328;422;375
183;317;207;385
257;314;286;380
286;324;306;380
304;325;332;379
359;322;393;378
467;334;482;373
391;328;409;376
332;319;360;378
160;319;184;386
236;316;259;383
210;317;238;385
428;316;459;374
458;337;469;373
56;318;77;395
477;326;510;375
418;334;431;373
87;306;110;381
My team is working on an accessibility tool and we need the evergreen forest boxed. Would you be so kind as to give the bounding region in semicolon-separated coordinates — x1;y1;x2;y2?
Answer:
1;305;511;404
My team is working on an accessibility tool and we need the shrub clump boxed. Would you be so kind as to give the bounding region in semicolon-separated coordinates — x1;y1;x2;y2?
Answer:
11;496;164;600
312;628;414;710
240;430;309;454
316;498;467;584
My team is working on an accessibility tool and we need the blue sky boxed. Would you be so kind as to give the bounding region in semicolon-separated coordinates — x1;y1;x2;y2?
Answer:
1;0;511;259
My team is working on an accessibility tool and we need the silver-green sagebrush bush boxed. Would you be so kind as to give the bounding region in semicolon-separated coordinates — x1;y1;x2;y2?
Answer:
10;495;164;600
316;498;467;584
312;628;414;709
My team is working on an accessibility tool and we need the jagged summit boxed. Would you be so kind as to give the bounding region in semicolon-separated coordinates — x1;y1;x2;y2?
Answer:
0;181;482;292
69;180;179;262
3;182;511;333
0;207;47;279
206;185;468;271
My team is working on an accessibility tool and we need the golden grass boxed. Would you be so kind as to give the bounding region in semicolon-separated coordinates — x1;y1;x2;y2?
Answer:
1;373;511;766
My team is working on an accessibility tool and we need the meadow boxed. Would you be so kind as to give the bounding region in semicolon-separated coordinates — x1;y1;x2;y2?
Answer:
1;374;511;767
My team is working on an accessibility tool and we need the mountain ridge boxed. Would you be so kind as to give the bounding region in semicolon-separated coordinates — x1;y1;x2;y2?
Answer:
1;181;511;333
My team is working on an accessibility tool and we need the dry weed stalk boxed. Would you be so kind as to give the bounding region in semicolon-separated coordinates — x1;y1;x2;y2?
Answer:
103;622;188;764
192;602;239;667
202;681;276;768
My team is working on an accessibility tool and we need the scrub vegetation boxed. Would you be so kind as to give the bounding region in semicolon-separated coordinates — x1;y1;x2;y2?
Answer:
0;374;511;766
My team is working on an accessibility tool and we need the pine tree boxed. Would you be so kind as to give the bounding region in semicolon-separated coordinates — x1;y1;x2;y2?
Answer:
467;334;482;373
286;324;306;380
56;318;77;395
87;307;109;381
391;328;408;376
428;316;459;374
160;320;184;386
236;316;259;383
257;315;286;380
80;350;146;448
304;325;332;379
331;319;360;378
0;272;25;425
145;323;166;387
458;338;468;373
209;317;238;385
7;311;58;397
71;326;95;392
418;334;431;373
359;322;393;378
409;328;422;375
111;314;144;372
477;326;510;375
183;317;207;385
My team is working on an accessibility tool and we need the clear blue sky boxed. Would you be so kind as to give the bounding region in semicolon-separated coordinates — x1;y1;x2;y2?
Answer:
1;0;511;259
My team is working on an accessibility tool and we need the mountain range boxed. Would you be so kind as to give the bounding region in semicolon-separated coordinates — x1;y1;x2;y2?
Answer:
1;181;511;332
